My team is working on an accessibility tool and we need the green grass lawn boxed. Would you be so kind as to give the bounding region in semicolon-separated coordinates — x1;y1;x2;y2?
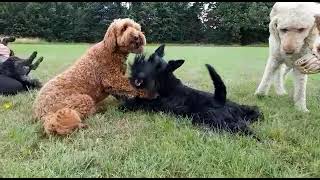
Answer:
0;43;320;177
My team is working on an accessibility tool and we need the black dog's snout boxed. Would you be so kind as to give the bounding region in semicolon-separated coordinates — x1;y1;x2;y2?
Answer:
138;72;145;78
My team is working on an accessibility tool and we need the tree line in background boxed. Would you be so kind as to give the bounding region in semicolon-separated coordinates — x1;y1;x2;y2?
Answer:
0;2;275;45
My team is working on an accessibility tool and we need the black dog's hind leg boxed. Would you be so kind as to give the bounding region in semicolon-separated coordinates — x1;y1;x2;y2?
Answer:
23;51;38;66
240;127;261;142
225;122;262;142
29;56;44;72
191;114;261;141
21;52;44;75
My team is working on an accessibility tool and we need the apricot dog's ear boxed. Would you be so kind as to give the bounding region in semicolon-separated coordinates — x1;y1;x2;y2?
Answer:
103;19;118;50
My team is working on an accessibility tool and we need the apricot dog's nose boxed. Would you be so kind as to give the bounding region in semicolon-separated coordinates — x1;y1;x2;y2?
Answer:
134;35;143;46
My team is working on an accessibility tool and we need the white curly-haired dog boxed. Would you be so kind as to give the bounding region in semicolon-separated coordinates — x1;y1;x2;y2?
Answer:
255;2;320;112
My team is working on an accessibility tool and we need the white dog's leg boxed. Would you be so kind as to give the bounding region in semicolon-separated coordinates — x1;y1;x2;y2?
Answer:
255;57;281;96
283;65;292;80
292;68;309;112
273;64;287;95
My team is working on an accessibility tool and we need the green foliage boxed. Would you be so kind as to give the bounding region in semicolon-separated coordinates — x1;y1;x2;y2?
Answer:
0;2;275;44
204;2;274;44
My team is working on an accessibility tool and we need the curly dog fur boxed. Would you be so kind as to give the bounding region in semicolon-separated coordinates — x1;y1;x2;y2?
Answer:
255;2;320;112
312;15;320;57
33;18;152;135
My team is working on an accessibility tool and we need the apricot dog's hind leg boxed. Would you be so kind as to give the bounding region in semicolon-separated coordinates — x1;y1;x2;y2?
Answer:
43;94;96;135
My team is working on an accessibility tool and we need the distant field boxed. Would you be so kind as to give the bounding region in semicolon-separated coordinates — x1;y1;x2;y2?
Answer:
0;43;319;177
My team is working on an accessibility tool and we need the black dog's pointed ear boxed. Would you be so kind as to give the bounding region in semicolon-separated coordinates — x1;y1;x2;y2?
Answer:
130;54;145;68
166;60;185;72
155;44;165;57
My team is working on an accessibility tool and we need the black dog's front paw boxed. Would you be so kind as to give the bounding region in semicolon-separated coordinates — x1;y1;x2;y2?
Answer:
113;94;129;102
118;102;138;112
118;104;135;112
118;104;128;112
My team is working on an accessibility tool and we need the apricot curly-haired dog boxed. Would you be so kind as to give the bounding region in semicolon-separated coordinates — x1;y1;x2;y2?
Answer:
33;18;151;135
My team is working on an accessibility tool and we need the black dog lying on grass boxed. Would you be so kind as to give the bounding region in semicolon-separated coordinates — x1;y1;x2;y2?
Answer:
0;51;43;89
119;44;263;139
0;36;43;90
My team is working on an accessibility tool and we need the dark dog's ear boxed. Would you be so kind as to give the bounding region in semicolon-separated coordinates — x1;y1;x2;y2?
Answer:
166;60;185;72
130;54;145;69
155;44;165;57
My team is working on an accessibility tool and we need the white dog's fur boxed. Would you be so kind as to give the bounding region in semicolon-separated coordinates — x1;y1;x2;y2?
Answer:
312;16;320;57
255;2;320;112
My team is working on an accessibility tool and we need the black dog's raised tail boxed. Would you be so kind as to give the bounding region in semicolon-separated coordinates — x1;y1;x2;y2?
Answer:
205;64;227;104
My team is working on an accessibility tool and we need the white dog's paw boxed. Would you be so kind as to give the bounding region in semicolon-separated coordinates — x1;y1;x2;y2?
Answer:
295;104;309;113
254;91;267;98
301;108;310;113
275;90;287;96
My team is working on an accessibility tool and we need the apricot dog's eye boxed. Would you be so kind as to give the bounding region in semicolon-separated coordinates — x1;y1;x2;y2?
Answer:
121;25;128;32
280;28;288;33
